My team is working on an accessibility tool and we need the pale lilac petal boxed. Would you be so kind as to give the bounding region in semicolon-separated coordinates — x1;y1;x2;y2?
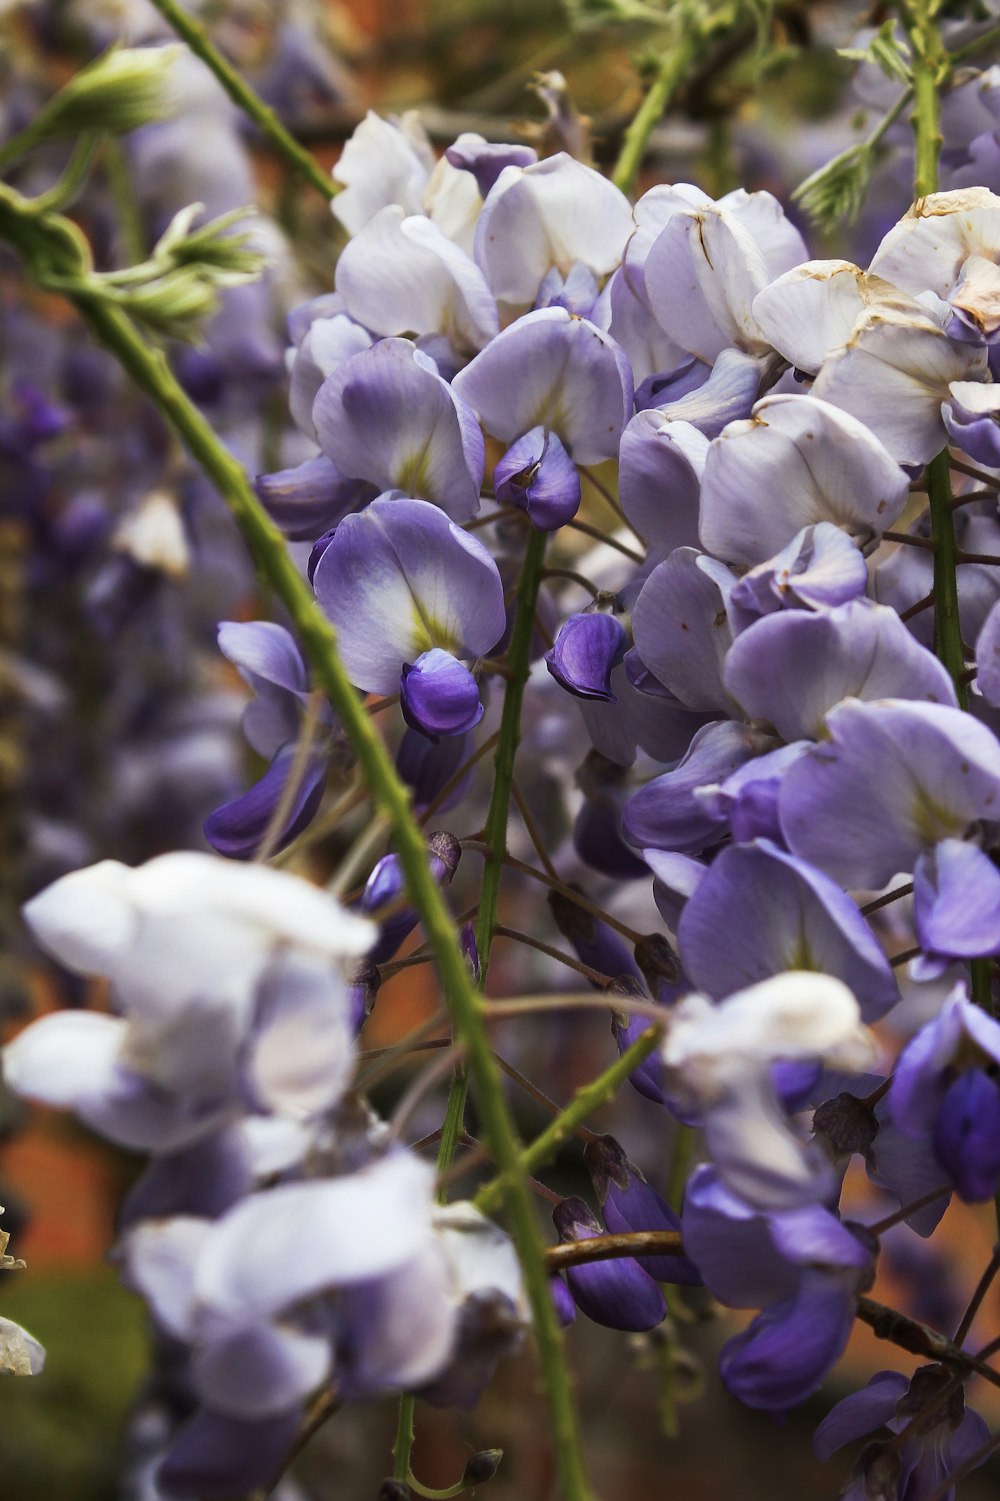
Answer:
812;302;989;466
196;1153;436;1320
700;394;910;566
312;496;505;693
473;153;633;307
4;1011;128;1107
193;1322;331;1419
21;861;135;974
717;188;808;277
335;207;497;352
336;1238;458;1397
678;840;899;1022
249;953;354;1116
631;549;737;711
913;839;1000;957
452;307;633;466
728;523;868;632
254;455;374;542
313;339;484;520
618;415;706;556
723;600;957;741
331;110;434;234
623;721;769;854
780;700;1000;888
644;206;773;362
288;313;374;440
644;347;762;437
751;260;876;375
123;1217;212;1341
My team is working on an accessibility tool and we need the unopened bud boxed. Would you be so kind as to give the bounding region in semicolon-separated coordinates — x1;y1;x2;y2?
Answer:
33;45;182;141
377;1482;413;1501
462;1448;503;1485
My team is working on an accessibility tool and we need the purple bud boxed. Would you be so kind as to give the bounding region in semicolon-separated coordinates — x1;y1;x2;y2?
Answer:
361;836;460;965
444;140;537;197
610;998;667;1106
553;1196;667;1332
377;1483;414;1501
396;726;475;814
255;456;375;542
307;526;337;585
400;650;484;741
493;425;581;531
934;1068;1000;1202
584;1136;702;1285
547;890;643;986
545;612;628;701
462;1449;503;1485
460;921;481;984
573;795;650;880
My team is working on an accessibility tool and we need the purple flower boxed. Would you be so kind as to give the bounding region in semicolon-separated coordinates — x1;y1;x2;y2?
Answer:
545;612;627;700
400;650;484;740
814;1366;989;1501
552;1197;666;1332
890;984;1000;1202
312;496;505;696
683;1166;875;1411
493;425;581;531
313;339;484;520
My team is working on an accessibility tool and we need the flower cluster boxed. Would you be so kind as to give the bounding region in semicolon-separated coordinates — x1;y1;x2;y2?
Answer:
9;9;1000;1497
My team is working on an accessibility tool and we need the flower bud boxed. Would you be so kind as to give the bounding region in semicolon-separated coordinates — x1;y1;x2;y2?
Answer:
396;727;475;814
493;425;581;531
377;1482;413;1501
584;1135;701;1285
444;139;537;197
552;1196;667;1332
30;45;183;142
462;1449;503;1485
547;889;642;986
934;1069;1000;1202
545;611;627;701
400;650;484;741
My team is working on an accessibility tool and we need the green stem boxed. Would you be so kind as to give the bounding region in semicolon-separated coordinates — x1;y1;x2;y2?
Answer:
474;528;547;983
393;1394;416;1481
902;0;947;200
948;18;1000;67
611;34;699;195
146;0;339;204
0;184;593;1501
474;1027;661;1216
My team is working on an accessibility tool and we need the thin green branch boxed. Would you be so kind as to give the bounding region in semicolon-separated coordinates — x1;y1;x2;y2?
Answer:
611;32;701;195
474;1026;661;1216
474;528;548;982
146;0;339;203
